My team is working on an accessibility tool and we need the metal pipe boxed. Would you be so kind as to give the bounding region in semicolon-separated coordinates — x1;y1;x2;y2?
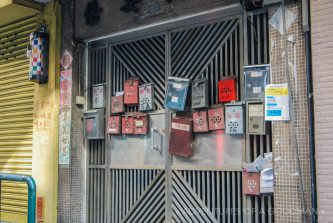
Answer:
303;0;318;221
0;173;36;223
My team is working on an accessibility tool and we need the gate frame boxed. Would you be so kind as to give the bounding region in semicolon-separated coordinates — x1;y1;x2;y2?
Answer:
84;3;256;223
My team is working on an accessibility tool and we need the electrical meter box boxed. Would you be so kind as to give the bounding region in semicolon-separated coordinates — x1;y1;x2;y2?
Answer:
244;64;270;100
165;77;190;111
83;109;105;139
139;83;154;111
225;103;244;135
191;78;209;109
92;84;105;108
247;101;266;135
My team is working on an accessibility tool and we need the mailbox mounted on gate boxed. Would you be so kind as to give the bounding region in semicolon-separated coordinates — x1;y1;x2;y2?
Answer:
92;84;105;109
244;64;270;101
165;77;190;111
247;101;267;135
191;78;209;109
225;102;244;135
111;94;124;114
124;77;140;105
139;83;154;111
107;116;122;134
192;110;209;133
208;107;225;131
218;76;238;103
83;109;105;139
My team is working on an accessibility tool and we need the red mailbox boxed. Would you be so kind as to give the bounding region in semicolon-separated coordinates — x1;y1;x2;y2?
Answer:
192;111;209;133
111;95;124;114
243;171;260;196
122;115;134;134
107;116;121;134
208;107;225;130
124;77;140;105
133;113;149;135
218;77;237;103
169;117;193;158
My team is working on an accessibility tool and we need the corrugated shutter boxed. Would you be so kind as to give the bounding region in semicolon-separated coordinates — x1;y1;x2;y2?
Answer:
0;15;37;223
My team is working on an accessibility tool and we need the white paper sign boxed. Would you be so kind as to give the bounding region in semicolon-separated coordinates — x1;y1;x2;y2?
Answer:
265;83;290;121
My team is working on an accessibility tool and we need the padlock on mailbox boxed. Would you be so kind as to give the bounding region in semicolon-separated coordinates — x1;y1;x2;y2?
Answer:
107;116;121;134
139;83;154;111
133;113;149;135
124;77;140;105
192;110;209;133
208;107;225;131
169;116;193;158
191;78;209;109
218;76;237;103
122;115;134;134
111;95;124;114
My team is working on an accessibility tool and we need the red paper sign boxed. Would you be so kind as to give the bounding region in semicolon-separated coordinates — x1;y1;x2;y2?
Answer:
37;197;44;221
218;77;237;103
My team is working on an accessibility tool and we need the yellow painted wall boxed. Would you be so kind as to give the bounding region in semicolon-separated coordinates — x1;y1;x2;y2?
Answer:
31;2;61;223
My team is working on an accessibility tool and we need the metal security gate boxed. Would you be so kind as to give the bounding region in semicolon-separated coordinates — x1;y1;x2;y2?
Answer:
0;15;37;222
87;6;273;223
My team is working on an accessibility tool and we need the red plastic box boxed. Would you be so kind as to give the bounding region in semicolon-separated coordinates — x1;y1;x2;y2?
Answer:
192;111;209;133
218;77;237;103
107;116;121;134
208;107;225;130
124;77;140;105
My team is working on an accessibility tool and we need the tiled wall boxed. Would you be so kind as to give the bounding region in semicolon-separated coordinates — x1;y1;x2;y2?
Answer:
311;0;333;222
268;2;312;222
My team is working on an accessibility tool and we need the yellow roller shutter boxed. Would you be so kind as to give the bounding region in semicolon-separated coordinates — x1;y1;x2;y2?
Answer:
0;15;37;223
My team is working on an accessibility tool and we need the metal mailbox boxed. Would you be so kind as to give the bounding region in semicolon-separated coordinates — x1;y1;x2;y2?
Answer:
191;78;209;109
122;115;134;134
139;83;154;111
218;76;237;103
92;84;105;108
192;110;209;133
244;64;270;100
165;77;190;111
208;107;225;131
225;103;244;135
107;116;121;134
169;116;193;158
124;77;140;105
133;113;149;135
111;95;124;114
243;171;260;196
247;101;266;135
83;109;105;139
